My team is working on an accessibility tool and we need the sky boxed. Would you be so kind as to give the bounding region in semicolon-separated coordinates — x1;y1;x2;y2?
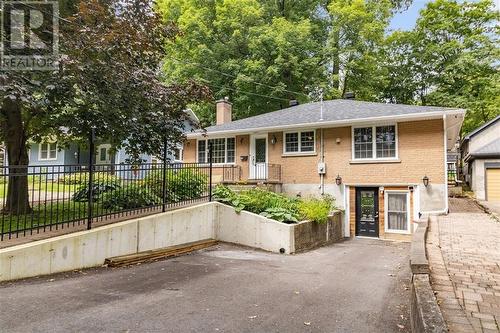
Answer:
389;0;430;31
389;0;500;31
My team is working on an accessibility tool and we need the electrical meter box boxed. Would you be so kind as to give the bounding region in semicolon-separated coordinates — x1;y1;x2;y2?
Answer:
317;162;326;174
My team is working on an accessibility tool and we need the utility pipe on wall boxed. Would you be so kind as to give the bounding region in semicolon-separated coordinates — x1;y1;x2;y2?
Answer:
320;128;325;195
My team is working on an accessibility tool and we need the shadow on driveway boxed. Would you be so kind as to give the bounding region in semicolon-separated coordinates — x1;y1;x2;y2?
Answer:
0;239;410;333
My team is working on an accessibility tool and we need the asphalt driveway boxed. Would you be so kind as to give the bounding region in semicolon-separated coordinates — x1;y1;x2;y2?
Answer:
0;239;410;333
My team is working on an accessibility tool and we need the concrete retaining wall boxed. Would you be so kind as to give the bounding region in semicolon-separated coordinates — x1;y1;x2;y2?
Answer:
216;204;294;254
410;219;447;333
0;202;344;282
0;203;217;282
293;212;343;252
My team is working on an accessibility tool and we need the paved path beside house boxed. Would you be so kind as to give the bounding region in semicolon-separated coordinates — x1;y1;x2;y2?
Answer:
0;240;411;333
427;198;500;333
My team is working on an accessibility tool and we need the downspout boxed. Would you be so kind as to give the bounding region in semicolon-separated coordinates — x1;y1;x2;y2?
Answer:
320;128;325;195
443;114;449;214
319;90;325;195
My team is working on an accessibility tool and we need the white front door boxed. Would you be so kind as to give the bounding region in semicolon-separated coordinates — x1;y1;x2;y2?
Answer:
250;134;267;180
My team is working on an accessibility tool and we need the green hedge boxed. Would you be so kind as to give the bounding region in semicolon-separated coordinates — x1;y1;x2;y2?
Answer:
144;168;208;203
101;184;162;210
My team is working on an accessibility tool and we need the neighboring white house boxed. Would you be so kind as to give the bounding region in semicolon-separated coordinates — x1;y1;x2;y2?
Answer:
461;115;500;201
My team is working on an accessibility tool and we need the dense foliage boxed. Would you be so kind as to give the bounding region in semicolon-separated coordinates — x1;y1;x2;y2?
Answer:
57;172;120;186
0;0;210;214
72;177;121;202
158;0;499;132
144;168;208;203
213;185;335;224
101;185;162;210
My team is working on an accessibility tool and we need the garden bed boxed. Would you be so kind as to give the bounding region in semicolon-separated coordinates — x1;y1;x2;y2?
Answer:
213;185;345;252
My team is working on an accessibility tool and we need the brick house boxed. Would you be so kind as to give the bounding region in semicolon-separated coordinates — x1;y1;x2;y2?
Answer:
183;98;465;240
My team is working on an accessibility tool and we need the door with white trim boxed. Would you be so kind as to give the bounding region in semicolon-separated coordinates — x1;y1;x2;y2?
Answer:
250;134;267;180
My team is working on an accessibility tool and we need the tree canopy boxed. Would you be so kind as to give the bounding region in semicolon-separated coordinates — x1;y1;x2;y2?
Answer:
158;0;499;132
0;0;209;214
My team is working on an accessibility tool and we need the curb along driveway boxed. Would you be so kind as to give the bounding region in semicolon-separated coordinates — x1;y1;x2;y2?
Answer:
0;239;410;333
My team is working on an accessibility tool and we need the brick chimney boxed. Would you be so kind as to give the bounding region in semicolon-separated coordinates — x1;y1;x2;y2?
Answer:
216;97;232;125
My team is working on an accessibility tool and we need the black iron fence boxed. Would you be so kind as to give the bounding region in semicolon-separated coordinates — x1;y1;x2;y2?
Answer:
0;159;222;241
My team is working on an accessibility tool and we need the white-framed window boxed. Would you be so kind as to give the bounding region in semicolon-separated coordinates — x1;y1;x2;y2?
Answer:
385;191;411;234
99;147;107;162
197;137;235;164
283;130;316;154
352;125;397;160
173;146;183;162
39;142;57;161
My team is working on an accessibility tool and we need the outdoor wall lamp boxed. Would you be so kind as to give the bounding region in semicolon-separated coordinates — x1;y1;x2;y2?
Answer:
423;175;430;187
335;174;342;186
271;135;277;145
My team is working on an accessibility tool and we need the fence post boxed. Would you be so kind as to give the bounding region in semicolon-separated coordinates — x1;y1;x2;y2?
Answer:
208;142;213;202
87;128;95;230
162;139;168;212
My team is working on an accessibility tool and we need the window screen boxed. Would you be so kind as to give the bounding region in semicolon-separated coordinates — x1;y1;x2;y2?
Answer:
197;140;206;163
300;131;315;152
354;127;373;159
376;126;396;158
387;193;408;231
285;133;299;153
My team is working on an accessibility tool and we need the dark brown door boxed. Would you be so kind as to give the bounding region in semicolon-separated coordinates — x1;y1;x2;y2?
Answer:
355;188;379;237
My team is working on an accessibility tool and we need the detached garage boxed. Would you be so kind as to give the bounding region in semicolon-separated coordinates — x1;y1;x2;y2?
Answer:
462;116;500;202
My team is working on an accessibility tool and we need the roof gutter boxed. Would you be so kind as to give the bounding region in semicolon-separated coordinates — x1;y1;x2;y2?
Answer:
186;109;465;138
465;153;500;163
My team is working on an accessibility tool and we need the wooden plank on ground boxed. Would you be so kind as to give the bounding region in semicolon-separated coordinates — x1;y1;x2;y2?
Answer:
104;239;218;267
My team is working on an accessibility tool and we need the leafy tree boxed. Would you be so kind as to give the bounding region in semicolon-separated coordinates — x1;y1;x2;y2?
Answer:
327;0;392;100
0;0;209;214
157;0;327;122
383;0;499;133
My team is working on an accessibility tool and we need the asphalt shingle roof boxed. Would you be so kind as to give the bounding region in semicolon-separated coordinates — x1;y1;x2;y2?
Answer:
473;138;500;155
464;115;500;140
204;99;460;133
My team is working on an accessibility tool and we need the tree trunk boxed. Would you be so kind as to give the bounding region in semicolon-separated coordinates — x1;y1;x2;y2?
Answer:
1;98;32;215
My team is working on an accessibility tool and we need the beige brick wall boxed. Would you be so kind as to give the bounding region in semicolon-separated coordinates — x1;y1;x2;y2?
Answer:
183;118;445;186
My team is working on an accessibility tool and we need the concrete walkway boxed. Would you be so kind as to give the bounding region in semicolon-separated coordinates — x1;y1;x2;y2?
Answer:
0;240;411;333
427;198;500;333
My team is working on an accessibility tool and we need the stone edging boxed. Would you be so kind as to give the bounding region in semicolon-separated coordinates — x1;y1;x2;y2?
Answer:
410;220;447;333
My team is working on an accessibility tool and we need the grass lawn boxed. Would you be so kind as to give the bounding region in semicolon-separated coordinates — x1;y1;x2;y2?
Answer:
1;201;101;234
0;182;78;199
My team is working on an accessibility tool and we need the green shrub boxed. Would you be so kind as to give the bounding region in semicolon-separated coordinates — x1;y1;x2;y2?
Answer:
213;184;243;211
298;196;334;224
260;207;299;223
58;172;120;185
72;176;121;202
213;185;300;223
101;184;161;210
237;188;298;215
144;168;208;203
